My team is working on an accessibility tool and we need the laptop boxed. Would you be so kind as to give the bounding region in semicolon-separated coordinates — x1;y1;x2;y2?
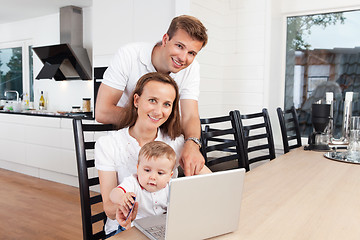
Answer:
134;168;245;240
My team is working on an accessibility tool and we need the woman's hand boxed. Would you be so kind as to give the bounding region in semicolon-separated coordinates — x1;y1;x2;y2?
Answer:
115;202;139;229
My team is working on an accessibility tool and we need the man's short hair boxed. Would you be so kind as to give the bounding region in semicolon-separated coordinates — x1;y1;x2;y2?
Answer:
167;15;208;48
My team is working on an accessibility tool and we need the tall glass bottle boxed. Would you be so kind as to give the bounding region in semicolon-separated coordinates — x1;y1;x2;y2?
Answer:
341;92;353;143
39;91;45;110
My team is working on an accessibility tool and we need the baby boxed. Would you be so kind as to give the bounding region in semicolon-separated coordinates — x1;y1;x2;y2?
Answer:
110;141;176;220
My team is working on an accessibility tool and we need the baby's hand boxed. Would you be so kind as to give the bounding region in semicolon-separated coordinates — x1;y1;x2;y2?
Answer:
119;192;136;216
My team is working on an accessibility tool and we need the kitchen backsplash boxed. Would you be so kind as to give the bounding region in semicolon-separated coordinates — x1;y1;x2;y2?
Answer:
34;79;93;112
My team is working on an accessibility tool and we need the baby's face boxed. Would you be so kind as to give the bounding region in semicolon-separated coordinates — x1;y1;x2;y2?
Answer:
137;156;174;192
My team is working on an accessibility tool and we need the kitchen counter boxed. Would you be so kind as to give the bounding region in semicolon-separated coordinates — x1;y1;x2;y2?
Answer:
0;111;97;187
0;109;94;120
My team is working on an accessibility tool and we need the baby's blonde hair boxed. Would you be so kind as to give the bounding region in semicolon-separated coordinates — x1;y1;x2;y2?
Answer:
138;141;176;169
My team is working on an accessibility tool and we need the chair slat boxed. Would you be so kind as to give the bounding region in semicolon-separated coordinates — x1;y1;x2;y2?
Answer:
83;124;114;132
201;115;232;124
91;212;107;224
287;135;298;141
285;118;295;124
207;137;234;143
247;144;270;153
92;231;106;240
249;155;271;164
287;126;296;132
85;141;95;150
202;128;234;138
207;154;239;166
86;159;95;168
240;112;263;119
205;141;237;153
246;133;268;142
90;194;103;205
88;177;100;187
243;123;266;131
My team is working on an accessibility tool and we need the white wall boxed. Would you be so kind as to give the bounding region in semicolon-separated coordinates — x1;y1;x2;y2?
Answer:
93;0;179;67
190;0;268;118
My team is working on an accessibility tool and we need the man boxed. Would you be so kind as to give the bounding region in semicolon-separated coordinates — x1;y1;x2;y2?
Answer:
95;15;208;176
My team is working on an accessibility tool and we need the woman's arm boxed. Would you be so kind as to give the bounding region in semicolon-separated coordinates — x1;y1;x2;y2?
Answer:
98;170;119;220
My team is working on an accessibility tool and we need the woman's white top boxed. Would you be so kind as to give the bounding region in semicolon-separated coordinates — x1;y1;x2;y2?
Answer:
95;127;184;234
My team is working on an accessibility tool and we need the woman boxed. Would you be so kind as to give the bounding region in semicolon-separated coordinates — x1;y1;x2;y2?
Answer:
95;72;209;237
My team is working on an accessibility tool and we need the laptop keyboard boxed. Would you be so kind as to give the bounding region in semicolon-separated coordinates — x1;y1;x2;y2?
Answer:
146;225;166;240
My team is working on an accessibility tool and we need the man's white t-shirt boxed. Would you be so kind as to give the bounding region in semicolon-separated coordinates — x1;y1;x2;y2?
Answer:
102;42;200;107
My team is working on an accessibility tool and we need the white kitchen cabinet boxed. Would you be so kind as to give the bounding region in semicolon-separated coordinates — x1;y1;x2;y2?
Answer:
0;113;96;186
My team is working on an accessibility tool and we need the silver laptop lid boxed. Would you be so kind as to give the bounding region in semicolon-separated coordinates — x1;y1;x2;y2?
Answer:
165;168;245;240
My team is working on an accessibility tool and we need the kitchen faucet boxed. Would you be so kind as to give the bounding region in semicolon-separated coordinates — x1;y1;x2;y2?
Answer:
4;90;19;102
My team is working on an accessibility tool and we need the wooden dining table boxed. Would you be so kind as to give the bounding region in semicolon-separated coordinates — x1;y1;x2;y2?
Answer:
110;148;360;240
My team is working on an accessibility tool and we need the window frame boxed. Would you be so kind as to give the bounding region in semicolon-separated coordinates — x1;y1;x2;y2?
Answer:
0;39;33;99
283;8;360;139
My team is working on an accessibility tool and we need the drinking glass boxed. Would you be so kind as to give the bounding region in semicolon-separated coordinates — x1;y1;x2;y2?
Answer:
347;116;360;162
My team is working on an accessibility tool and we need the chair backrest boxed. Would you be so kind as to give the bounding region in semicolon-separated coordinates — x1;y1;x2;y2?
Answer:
277;106;302;154
73;118;115;240
235;108;276;171
200;111;247;172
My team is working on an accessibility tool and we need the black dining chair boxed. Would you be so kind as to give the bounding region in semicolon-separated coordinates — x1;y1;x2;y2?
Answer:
200;111;247;172
235;108;276;171
277;106;302;154
73;118;115;240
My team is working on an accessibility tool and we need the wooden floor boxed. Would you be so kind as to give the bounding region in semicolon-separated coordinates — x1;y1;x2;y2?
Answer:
0;168;83;239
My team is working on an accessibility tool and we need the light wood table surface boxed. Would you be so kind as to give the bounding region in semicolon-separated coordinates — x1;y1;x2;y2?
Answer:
110;148;360;240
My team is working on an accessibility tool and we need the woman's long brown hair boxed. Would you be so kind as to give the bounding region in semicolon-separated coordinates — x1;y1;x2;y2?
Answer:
118;72;181;139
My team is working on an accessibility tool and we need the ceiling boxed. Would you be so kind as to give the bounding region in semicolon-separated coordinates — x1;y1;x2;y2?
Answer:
0;0;92;24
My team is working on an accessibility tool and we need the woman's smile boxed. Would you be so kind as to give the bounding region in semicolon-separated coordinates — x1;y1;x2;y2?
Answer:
148;114;160;122
134;81;176;129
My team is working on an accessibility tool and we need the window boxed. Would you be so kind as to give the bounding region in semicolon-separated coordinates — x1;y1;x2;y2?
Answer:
0;41;33;101
285;10;360;139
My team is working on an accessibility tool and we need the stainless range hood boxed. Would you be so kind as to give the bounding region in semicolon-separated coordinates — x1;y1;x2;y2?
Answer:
33;6;92;80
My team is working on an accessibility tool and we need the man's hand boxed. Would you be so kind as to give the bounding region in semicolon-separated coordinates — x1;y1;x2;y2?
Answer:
180;140;205;176
115;202;139;230
179;99;204;176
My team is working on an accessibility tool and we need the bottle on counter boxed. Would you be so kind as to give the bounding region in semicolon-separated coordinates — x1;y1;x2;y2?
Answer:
39;91;45;110
23;92;29;109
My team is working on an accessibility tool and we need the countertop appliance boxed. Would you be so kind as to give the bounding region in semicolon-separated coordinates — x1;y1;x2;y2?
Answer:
305;103;331;151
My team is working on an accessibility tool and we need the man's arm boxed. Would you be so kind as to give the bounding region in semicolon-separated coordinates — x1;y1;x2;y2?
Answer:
179;99;205;176
95;83;124;127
